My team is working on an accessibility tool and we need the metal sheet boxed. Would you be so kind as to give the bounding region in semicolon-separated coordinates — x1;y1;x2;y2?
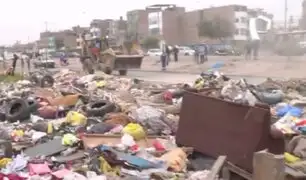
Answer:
176;92;284;172
24;139;67;158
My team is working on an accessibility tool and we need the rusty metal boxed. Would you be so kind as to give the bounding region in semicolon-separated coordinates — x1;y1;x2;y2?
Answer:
176;92;285;172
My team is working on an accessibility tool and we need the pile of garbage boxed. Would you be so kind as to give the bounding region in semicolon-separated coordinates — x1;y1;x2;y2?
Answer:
0;69;222;179
3;68;306;178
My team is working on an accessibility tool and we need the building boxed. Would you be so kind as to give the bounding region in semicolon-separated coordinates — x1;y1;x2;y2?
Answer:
38;29;78;49
301;0;306;29
126;9;149;40
90;18;127;45
126;4;185;45
181;5;273;44
146;4;185;45
127;4;273;45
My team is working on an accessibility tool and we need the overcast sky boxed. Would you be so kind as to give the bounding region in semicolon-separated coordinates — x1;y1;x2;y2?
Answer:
1;0;302;45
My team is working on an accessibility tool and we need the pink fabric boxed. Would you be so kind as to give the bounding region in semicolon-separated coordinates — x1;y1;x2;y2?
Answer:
28;163;51;176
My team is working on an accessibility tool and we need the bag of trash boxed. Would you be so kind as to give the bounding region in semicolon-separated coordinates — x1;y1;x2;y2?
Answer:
131;106;172;135
66;111;87;126
159;148;188;172
122;123;146;140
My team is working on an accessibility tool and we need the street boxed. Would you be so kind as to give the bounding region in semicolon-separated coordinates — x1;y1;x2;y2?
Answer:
1;55;286;85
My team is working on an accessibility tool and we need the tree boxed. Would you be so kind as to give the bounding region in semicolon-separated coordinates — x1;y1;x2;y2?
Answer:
141;36;160;49
198;16;235;40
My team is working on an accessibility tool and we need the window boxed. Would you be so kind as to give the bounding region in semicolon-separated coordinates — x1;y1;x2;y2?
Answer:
150;28;160;35
235;18;239;23
235;29;239;35
240;17;247;23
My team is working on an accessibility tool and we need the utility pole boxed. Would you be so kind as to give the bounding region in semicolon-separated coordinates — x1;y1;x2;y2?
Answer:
284;0;288;31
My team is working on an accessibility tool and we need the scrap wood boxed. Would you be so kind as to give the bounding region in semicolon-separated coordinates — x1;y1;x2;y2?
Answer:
253;150;285;180
205;155;227;180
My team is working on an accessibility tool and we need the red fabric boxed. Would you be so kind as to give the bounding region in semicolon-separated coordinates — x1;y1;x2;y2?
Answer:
0;173;26;180
296;119;306;126
163;91;173;101
91;47;100;56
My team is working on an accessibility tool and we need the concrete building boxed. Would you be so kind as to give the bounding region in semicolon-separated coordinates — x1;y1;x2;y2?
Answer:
146;4;185;45
126;9;149;40
90;18;127;45
181;5;273;44
126;4;185;45
38;30;77;49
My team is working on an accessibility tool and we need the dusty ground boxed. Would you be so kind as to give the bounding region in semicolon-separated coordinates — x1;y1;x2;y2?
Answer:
2;55;306;79
141;55;306;78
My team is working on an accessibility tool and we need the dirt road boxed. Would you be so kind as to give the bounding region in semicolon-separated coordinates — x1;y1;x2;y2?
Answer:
140;55;306;78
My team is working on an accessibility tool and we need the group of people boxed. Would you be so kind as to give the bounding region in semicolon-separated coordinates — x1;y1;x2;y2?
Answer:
194;44;208;64
159;45;180;71
4;53;31;76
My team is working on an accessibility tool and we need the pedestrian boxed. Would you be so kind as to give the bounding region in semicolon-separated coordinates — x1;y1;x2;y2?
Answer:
194;47;199;64
253;40;260;60
160;43;167;71
11;54;19;76
198;45;206;64
1;52;6;69
245;41;251;60
173;45;179;62
204;44;208;62
165;45;171;65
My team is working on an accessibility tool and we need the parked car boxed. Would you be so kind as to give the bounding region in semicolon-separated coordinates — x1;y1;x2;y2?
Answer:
147;49;163;56
178;46;195;56
33;56;56;68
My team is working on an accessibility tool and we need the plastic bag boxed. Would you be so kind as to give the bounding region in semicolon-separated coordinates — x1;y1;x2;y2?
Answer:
62;134;80;146
122;123;145;140
66;111;87;126
121;134;136;147
159;148;188;172
131;106;172;135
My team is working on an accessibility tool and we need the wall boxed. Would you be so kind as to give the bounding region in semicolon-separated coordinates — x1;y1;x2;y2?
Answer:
127;10;149;40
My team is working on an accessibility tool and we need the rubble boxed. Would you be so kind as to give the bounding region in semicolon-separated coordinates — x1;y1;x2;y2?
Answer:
1;69;306;179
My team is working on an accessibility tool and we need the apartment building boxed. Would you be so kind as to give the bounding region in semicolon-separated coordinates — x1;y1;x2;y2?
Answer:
181;5;273;44
147;5;185;45
126;5;185;45
38;30;78;49
127;9;149;40
90;18;127;45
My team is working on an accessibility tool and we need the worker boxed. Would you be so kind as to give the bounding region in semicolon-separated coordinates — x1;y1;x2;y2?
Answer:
79;33;94;74
161;42;167;71
245;40;252;60
21;53;30;74
173;45;179;62
10;54;19;76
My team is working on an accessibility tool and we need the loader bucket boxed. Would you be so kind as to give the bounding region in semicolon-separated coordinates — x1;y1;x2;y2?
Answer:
113;55;143;70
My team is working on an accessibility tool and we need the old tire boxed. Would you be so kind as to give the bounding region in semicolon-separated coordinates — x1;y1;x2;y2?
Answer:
86;100;115;117
6;99;30;122
40;75;54;88
118;70;127;76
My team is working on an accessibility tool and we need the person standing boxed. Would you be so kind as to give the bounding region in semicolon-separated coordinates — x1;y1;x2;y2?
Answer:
165;45;171;65
244;41;252;60
160;42;167;71
11;54;19;76
198;45;206;64
173;45;179;62
204;44;208;62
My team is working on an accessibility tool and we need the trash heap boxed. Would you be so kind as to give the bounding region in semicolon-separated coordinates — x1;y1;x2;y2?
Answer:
2;69;306;179
0;69;217;179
